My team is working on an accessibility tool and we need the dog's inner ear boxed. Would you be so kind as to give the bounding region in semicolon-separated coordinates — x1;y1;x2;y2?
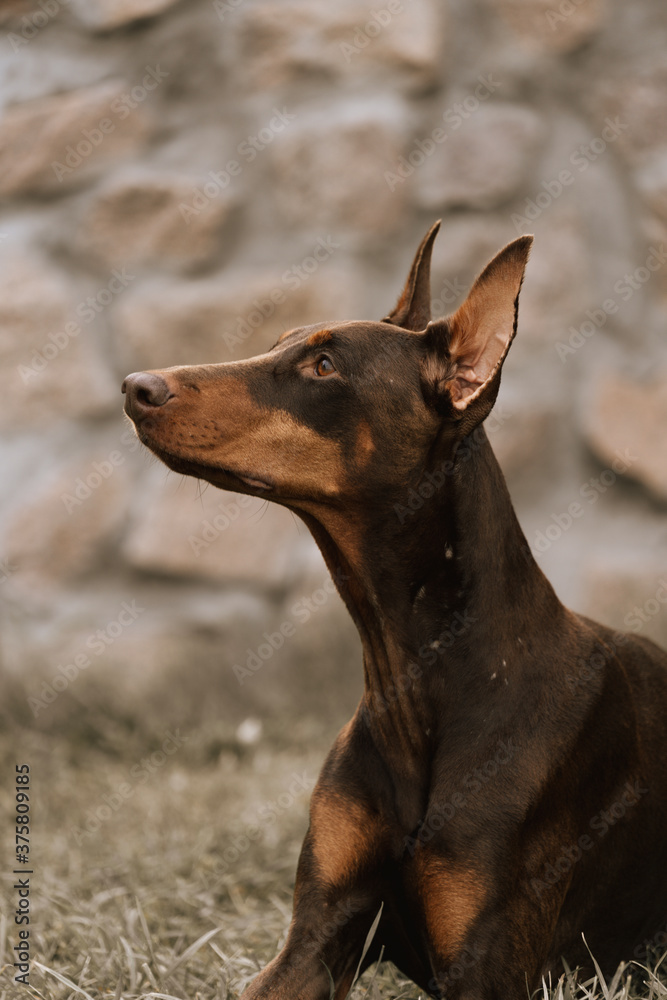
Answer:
426;235;533;412
382;220;441;332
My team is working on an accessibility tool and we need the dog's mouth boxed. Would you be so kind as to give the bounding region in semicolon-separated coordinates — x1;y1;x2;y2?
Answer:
122;372;275;494
132;423;274;494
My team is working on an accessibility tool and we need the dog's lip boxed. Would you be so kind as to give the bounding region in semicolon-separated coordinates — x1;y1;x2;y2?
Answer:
185;459;273;493
236;472;273;490
209;467;273;491
173;455;274;492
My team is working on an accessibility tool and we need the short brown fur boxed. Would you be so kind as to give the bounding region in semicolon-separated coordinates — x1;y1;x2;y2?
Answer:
122;222;667;999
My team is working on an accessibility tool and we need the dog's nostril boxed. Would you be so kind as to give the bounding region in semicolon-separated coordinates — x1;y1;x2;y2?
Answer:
136;387;154;406
124;372;172;407
123;372;173;419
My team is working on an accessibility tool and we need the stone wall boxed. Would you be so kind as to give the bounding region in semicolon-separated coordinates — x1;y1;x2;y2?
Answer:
1;0;666;744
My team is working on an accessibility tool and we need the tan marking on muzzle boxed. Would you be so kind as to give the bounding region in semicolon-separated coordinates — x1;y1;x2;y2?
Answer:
138;368;347;501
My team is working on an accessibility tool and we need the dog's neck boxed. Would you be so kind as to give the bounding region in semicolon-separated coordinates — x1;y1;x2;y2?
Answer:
297;426;562;812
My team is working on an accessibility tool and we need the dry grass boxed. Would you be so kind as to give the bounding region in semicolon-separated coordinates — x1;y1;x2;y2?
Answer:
1;725;665;1000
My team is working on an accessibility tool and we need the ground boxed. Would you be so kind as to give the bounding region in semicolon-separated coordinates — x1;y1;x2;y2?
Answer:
1;721;665;1000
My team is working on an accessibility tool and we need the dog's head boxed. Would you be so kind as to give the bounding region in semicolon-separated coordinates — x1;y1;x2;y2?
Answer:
122;222;532;512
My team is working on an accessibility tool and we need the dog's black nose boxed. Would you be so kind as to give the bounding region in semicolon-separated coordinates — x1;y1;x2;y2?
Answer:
122;372;173;421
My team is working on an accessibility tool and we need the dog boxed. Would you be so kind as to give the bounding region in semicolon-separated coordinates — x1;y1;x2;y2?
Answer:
123;222;667;999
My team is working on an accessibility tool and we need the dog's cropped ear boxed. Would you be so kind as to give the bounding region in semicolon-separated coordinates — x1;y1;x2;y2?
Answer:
382;220;441;332
421;235;533;425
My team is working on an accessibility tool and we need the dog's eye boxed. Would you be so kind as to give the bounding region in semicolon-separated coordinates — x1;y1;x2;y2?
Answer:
315;356;336;377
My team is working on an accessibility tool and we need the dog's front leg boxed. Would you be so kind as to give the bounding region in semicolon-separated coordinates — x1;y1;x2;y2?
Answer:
241;782;389;1000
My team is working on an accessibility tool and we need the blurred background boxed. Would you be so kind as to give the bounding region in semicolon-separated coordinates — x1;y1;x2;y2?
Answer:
2;0;667;749
0;0;666;995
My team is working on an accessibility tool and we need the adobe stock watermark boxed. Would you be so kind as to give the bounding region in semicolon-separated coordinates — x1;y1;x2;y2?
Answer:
556;245;667;362
179;107;296;223
233;571;347;685
70;729;189;844
354;332;418;389
360;608;478;728
566;578;667;694
431;275;467;315
17;269;135;383
545;0;592;32
60;427;142;513
50;66;169;182
213;771;315;875
530;780;648;898
339;0;404;63
221;236;340;353
262;901;373;1000
393;405;511;525
189;494;262;555
524;448;637;560
511;117;628;231
0;557;17;584
417;609;478;666
385;75;501;191
625;579;667;634
212;0;244;20
634;915;667;963
360;661;424;727
428;944;486;998
256;899;373;1000
6;0;71;52
404;738;520;857
28;600;145;717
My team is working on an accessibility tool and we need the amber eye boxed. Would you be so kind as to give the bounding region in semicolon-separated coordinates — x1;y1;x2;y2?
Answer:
315;356;336;377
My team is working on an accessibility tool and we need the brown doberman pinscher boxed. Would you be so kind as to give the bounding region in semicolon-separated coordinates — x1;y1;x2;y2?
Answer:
123;222;667;999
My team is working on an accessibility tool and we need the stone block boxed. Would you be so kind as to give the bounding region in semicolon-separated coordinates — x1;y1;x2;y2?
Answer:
591;68;667;167
0;252;119;429
513;210;593;347
122;466;317;587
0;81;150;196
113;260;360;371
416;104;545;211
490;406;560;483
581;561;667;652
635;154;667;225
75;168;233;270
583;372;667;502
2;457;130;586
269;102;408;233
490;0;606;54
235;0;442;90
70;0;180;31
